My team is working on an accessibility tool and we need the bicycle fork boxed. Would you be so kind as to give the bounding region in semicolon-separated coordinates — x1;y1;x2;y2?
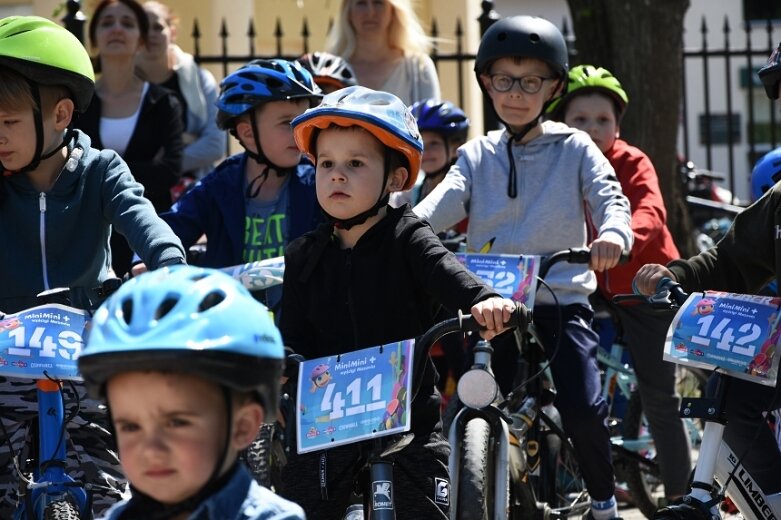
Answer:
15;379;89;520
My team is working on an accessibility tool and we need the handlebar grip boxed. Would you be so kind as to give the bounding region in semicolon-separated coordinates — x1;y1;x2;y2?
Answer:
458;304;532;333
655;277;689;306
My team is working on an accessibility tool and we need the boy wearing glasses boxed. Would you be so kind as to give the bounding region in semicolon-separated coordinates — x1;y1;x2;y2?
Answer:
414;16;631;520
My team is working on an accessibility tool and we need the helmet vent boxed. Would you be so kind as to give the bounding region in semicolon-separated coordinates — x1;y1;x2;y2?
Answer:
198;291;225;312
497;32;507;42
529;33;541;43
121;299;133;325
155;297;179;320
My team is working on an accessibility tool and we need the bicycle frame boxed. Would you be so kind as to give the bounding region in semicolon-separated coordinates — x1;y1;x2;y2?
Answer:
681;372;781;519
13;379;90;519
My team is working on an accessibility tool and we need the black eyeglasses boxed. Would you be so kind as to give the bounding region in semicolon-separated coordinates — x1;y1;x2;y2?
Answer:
488;74;553;94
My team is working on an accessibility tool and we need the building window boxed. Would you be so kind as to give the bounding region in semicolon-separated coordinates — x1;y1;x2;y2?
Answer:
699;113;741;145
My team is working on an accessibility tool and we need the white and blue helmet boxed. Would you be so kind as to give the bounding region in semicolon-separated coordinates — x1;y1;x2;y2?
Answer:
79;265;285;416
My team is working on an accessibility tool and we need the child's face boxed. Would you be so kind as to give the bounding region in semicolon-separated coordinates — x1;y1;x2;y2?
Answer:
107;371;251;505
94;2;144;56
420;131;448;174
239;99;308;168
0;107;37;171
314;126;406;220
563;93;618;154
0;100;71;172
480;57;562;133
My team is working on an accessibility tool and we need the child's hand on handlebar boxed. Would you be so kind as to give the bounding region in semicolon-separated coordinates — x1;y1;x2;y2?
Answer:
589;234;626;272
471;297;517;340
633;264;677;295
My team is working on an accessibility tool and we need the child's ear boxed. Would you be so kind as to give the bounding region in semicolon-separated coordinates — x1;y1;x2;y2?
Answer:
53;98;75;130
231;402;264;450
234;119;256;152
387;166;408;192
479;73;493;94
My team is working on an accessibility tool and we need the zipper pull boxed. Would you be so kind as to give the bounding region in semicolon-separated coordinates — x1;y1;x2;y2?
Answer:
39;192;46;212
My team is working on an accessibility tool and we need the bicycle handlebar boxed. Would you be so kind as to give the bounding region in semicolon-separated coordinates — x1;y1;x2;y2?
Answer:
537;247;631;280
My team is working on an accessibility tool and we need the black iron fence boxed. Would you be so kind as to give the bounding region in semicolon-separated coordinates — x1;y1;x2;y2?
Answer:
62;1;779;197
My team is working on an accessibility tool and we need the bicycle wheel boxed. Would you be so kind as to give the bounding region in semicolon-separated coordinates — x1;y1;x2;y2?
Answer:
622;367;707;519
540;409;590;516
456;418;504;520
43;497;81;520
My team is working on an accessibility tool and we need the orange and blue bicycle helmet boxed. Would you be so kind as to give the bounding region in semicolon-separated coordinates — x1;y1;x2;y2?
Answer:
546;64;629;122
292;86;423;228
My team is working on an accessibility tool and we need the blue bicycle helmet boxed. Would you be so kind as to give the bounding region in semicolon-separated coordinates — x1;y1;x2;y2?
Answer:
292;85;423;190
79;265;285;416
410;99;470;143
751;147;781;201
216;58;322;130
759;42;781;100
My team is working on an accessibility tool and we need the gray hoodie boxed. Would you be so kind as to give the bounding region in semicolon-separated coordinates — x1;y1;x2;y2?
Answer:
413;120;633;306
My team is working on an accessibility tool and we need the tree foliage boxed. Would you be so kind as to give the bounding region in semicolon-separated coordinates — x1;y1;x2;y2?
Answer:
566;0;697;255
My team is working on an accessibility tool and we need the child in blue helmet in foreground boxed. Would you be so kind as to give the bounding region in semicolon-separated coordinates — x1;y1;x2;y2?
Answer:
280;85;515;519
79;265;305;520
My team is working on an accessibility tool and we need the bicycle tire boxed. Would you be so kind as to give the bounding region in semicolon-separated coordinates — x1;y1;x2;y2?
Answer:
43;497;82;520
240;423;285;491
456;418;503;520
622;366;708;519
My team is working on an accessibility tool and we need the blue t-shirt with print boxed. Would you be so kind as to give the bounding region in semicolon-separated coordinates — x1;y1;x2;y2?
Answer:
243;177;290;262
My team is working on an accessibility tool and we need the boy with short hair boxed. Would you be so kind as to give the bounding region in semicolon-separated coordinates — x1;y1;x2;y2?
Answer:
547;64;690;502
280;85;516;519
633;41;781;513
78;266;305;519
0;16;186;515
134;59;323;312
413;16;633;519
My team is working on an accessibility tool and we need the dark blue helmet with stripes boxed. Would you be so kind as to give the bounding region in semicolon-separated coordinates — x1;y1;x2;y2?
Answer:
216;58;322;130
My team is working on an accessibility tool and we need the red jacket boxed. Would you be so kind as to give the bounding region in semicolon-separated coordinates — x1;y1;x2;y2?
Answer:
596;139;680;298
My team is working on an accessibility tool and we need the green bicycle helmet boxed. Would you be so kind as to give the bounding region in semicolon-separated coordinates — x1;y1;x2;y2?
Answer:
0;16;95;112
547;65;629;122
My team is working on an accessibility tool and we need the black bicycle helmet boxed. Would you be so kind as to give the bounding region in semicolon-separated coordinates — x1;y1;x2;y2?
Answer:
474;15;569;80
759;42;781;100
297;51;357;91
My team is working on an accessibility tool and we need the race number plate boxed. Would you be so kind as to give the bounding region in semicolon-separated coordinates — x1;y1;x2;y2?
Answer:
296;340;414;453
665;291;781;386
456;253;540;309
0;304;89;380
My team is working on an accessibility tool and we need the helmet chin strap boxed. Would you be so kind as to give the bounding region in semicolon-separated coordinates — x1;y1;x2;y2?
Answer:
243;113;295;199
323;152;393;231
499;79;564;199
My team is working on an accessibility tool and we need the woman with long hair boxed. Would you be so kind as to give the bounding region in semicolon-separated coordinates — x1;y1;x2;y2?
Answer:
325;0;440;105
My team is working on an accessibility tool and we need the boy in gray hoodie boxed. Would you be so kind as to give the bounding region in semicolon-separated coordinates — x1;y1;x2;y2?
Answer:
414;15;632;520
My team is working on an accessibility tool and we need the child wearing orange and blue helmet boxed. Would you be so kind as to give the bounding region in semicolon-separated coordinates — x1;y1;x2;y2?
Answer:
279;85;515;519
